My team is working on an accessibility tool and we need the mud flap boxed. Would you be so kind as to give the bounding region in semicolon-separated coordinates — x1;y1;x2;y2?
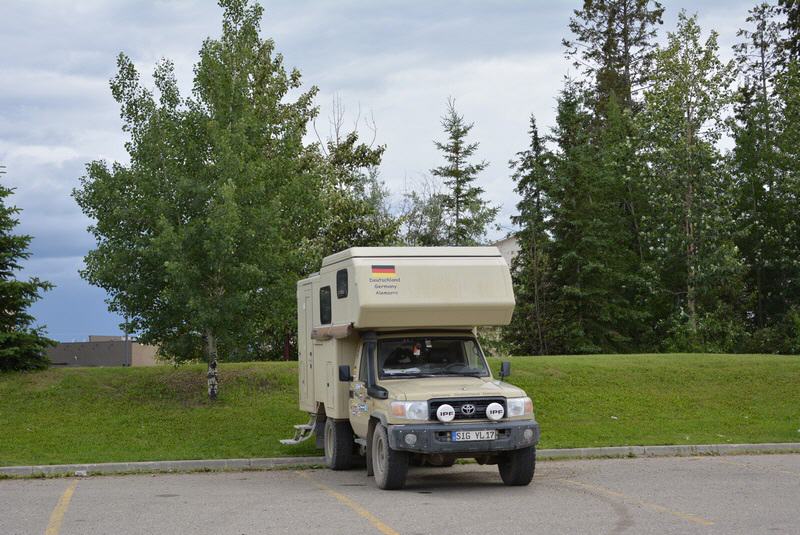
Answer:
366;419;375;476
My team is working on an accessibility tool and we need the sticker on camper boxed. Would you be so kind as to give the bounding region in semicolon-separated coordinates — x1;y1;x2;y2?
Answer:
370;264;400;295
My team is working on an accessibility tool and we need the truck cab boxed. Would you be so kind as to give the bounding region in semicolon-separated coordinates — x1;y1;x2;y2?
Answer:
285;247;540;489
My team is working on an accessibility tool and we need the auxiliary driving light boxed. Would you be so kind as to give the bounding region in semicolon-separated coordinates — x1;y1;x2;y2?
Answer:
523;428;534;441
405;433;418;446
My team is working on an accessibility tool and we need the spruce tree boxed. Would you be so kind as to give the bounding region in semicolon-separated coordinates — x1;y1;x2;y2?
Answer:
731;2;787;341
505;116;552;355
431;99;499;246
563;0;664;110
0;169;54;372
561;0;663;351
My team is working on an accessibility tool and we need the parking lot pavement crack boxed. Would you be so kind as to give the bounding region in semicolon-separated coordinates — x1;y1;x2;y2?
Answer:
557;478;714;527
296;472;401;535
45;479;78;535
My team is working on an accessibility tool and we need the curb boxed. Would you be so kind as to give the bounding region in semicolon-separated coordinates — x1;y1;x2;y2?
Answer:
536;442;800;460
2;443;799;478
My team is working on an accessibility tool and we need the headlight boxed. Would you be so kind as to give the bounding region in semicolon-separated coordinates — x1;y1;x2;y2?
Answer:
506;397;533;417
390;401;428;420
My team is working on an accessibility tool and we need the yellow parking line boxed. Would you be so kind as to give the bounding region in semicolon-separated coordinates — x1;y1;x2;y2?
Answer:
45;479;78;535
297;472;400;535
559;478;714;527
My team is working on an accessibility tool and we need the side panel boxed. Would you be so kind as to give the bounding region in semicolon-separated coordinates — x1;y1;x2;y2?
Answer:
298;285;315;412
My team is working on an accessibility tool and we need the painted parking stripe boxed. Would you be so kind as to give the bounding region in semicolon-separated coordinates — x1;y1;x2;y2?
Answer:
45;479;78;535
559;478;714;527
297;472;400;535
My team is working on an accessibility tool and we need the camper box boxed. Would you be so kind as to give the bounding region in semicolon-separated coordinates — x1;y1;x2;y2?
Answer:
295;246;515;418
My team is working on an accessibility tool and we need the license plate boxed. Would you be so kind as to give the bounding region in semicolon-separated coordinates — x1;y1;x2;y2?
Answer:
451;430;497;441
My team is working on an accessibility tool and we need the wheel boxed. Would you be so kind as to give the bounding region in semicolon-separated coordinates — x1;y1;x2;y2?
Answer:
372;423;409;490
324;418;354;470
498;446;536;486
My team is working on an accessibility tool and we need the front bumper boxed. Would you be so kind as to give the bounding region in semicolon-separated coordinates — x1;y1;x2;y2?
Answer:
387;419;540;454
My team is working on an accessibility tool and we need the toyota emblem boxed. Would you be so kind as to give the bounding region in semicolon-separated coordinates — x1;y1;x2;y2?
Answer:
461;403;476;416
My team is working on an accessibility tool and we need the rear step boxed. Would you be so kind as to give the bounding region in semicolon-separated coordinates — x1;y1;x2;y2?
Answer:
280;415;317;445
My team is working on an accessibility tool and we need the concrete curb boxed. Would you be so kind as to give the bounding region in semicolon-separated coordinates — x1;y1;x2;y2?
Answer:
3;443;799;478
536;442;800;460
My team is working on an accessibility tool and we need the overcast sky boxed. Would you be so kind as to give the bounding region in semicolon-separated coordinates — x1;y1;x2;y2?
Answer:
0;0;753;341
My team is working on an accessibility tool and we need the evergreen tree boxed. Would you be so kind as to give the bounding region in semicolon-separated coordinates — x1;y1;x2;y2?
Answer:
563;0;664;111
772;58;800;352
315;130;400;259
504;116;552;355
639;12;744;351
731;3;787;343
561;0;663;350
0;169;54;372
545;83;648;354
431;99;499;246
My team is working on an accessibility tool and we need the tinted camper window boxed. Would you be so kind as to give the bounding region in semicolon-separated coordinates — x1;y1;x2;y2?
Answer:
336;269;348;298
319;286;332;324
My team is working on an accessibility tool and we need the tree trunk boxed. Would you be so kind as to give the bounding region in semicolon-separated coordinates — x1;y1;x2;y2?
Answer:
205;329;219;400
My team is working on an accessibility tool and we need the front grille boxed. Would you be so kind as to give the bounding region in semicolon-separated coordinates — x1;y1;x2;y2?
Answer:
428;397;506;420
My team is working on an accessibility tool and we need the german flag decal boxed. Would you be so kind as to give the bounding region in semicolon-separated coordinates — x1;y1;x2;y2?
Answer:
371;265;396;278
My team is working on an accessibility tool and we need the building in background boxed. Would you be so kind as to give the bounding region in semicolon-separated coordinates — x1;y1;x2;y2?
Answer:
47;336;161;367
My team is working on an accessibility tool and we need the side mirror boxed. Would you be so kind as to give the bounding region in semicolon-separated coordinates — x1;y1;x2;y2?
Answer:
338;365;352;382
499;361;511;379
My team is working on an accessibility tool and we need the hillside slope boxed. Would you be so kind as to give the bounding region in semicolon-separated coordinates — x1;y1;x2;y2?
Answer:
1;354;798;466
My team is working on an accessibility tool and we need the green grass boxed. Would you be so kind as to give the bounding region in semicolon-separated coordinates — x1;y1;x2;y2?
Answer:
1;354;798;466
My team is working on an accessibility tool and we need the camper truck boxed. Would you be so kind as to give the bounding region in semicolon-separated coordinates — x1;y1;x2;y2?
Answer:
282;247;540;489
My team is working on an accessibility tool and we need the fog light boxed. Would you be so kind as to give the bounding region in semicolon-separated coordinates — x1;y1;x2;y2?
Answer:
404;433;418;446
523;428;534;441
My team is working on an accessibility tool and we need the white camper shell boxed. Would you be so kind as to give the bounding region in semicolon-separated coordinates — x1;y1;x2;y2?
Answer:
296;247;515;418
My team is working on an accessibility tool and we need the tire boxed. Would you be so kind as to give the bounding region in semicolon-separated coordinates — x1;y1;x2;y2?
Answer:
372;423;409;490
324;418;354;470
498;446;536;486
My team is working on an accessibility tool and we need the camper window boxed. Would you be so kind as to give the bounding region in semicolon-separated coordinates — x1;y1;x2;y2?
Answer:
336;269;348;298
320;286;332;324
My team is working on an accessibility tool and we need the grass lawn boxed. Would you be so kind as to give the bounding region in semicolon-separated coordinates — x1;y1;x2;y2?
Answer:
1;354;798;466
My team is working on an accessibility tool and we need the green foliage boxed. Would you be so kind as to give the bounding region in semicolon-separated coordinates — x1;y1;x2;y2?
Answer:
400;177;449;246
779;0;800;60
730;3;795;346
0;172;54;372
430;99;499;246
313;127;400;259
74;0;320;363
563;0;664;110
504;116;553;355
638;12;744;351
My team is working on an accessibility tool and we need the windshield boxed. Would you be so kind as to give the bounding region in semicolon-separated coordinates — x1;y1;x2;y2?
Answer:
377;337;490;379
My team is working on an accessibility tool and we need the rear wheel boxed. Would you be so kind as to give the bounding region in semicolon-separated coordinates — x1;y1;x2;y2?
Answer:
498;446;536;486
324;418;354;470
372;423;409;490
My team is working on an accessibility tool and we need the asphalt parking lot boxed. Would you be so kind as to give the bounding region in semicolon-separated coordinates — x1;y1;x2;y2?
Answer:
2;454;798;535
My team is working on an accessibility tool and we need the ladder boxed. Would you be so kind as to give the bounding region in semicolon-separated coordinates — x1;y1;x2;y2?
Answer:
280;414;317;445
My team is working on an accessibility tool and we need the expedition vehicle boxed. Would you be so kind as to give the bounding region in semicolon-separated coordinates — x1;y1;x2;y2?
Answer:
282;247;540;489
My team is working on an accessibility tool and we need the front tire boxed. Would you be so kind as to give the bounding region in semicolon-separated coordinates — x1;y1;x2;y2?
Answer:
372;423;409;490
324;418;354;470
498;446;536;486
